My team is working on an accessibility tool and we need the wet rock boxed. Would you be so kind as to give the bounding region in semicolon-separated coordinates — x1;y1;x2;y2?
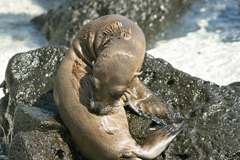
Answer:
2;47;240;160
9;130;73;160
13;105;63;135
139;55;240;160
0;94;9;159
5;46;67;115
2;46;69;160
228;82;240;96
32;0;195;48
0;95;8;138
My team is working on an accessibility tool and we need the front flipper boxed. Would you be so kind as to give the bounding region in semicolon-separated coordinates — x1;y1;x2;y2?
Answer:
124;78;183;124
126;100;168;126
124;78;169;117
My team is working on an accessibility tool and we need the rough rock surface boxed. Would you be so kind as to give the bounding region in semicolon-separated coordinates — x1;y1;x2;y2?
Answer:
140;56;240;160
5;46;67;110
13;105;63;135
9;105;74;160
32;0;194;48
1;47;239;160
9;130;73;160
0;95;8;160
1;47;70;160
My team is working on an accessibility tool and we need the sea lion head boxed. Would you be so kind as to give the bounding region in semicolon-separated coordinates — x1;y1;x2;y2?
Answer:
91;49;138;109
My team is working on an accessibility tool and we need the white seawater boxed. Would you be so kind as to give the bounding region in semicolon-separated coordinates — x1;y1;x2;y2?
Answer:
0;0;64;98
148;0;240;85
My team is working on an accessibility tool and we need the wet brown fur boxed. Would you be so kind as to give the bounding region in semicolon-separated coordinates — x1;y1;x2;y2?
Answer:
54;15;183;160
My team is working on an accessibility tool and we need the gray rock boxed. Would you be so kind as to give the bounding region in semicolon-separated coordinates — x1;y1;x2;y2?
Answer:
13;105;63;135
32;0;195;48
3;46;66;116
9;130;73;160
0;94;9;159
2;46;69;160
5;46;67;115
2;46;240;160
0;95;8;139
139;55;240;160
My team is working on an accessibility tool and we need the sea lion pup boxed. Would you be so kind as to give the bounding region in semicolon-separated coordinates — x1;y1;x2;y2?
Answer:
74;14;177;120
54;15;183;160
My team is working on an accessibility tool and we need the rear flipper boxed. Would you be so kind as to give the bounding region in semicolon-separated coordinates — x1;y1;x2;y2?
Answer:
134;122;185;159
